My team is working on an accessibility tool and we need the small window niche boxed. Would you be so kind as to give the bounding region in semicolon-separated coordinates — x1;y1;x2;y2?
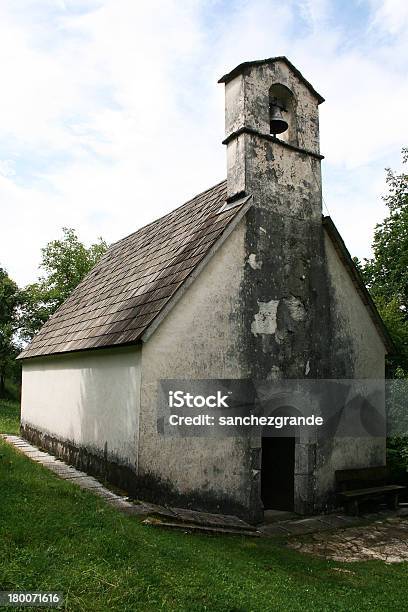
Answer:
269;84;297;146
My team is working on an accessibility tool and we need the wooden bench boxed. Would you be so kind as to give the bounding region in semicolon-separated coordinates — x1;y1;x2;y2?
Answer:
335;466;406;515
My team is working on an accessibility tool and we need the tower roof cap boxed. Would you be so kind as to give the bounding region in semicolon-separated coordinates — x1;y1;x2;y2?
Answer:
218;56;325;104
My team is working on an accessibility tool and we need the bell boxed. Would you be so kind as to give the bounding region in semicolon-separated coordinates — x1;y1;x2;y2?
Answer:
270;104;288;136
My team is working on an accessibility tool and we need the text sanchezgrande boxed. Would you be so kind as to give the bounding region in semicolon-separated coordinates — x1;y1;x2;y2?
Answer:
168;414;324;428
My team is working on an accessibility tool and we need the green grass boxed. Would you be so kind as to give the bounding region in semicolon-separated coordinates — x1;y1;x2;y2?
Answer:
1;441;408;611
0;399;20;434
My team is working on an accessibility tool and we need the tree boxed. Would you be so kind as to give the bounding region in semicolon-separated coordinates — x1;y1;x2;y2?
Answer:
20;228;108;342
0;267;20;397
360;148;408;374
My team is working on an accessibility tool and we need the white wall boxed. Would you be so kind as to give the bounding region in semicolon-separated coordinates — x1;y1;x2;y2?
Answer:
139;218;251;510
21;346;141;467
324;231;386;379
314;231;387;508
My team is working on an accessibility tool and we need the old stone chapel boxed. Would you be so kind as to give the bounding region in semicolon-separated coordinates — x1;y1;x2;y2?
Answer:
19;57;391;522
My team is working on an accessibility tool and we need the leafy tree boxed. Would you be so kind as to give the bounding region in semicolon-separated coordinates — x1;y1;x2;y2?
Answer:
0;267;20;397
20;228;108;342
360;148;408;374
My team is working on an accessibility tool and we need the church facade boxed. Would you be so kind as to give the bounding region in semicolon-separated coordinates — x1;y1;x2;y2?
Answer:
19;57;391;522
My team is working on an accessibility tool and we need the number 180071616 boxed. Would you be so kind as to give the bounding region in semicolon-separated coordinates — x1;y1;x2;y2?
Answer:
0;592;62;607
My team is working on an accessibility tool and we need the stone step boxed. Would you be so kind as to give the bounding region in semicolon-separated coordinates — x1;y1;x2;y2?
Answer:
143;518;261;537
168;507;257;531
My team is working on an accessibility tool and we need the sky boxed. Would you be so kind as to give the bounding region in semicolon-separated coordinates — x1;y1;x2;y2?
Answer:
0;0;407;287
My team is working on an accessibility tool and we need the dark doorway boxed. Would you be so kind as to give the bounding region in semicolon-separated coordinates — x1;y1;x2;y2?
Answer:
261;436;295;511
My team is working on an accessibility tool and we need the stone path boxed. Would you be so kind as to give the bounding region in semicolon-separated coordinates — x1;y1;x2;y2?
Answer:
288;516;408;563
1;434;157;517
259;514;359;536
257;510;407;537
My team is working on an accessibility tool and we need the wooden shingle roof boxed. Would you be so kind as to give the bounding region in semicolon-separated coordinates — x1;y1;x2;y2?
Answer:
19;181;251;359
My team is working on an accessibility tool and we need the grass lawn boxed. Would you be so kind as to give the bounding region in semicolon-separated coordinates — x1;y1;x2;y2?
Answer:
0;399;20;435
0;421;407;611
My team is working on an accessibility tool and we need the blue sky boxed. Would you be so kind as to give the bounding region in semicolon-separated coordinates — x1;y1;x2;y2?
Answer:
0;0;407;286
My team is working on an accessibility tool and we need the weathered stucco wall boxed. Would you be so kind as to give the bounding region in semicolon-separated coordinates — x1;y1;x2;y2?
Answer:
21;346;141;471
313;231;387;509
139;218;253;518
324;231;386;379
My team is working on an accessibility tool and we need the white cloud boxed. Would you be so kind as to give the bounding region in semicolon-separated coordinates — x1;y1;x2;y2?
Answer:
368;0;408;34
0;0;406;285
0;160;16;178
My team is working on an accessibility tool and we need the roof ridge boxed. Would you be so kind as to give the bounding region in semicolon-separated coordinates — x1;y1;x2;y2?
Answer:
109;179;227;251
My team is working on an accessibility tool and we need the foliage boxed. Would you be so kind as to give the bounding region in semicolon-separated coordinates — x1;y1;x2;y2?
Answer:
20;228;108;342
386;366;408;489
1;440;408;611
360;148;408;374
387;435;408;493
376;297;408;373
0;268;21;398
